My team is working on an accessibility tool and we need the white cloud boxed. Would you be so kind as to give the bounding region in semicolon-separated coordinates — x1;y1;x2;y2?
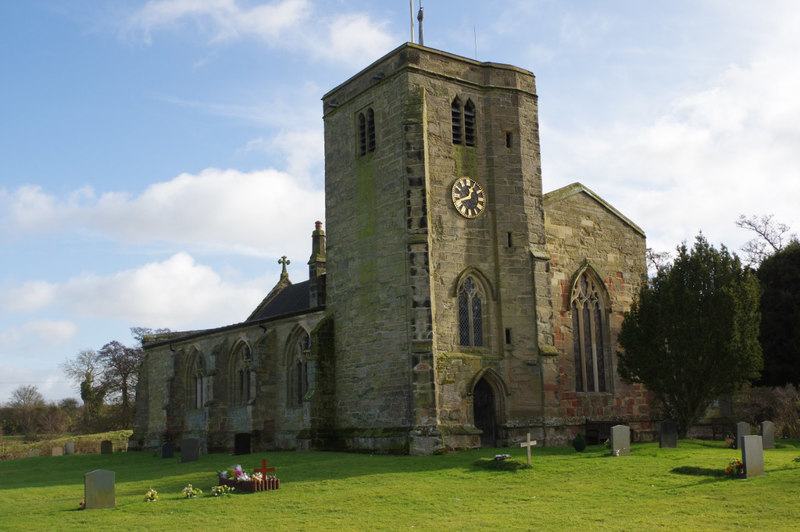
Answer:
1;168;325;258
1;253;268;328
126;0;396;67
243;127;324;180
0;320;77;350
0;365;75;403
542;3;800;254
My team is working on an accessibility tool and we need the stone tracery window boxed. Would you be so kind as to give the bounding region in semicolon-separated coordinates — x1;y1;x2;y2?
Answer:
571;270;608;393
188;354;207;409
231;343;254;405
288;330;311;405
458;277;484;347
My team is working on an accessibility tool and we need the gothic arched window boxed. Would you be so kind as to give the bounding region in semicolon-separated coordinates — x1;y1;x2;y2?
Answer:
231;343;254;405
571;271;609;392
287;330;311;405
358;108;376;156
188;354;206;409
458;277;484;347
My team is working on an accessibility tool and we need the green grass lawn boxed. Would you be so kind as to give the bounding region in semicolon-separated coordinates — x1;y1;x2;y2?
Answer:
1;439;798;531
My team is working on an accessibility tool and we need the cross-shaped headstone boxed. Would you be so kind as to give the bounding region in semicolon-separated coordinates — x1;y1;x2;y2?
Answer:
254;458;275;478
519;433;537;466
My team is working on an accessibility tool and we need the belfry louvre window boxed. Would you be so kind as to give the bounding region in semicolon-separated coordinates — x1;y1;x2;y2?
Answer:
571;271;608;392
458;277;484;347
452;98;463;144
358;108;376;156
452;98;476;146
463;99;476;146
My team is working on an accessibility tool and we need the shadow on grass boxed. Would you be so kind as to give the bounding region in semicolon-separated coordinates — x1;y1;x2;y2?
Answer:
670;466;727;478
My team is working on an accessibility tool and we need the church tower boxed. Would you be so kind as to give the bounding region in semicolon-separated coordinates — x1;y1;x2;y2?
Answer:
323;44;554;453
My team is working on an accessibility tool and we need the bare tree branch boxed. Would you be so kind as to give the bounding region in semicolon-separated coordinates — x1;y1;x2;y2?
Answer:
736;214;797;267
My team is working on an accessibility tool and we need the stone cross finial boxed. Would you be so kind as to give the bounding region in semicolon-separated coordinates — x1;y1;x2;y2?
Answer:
278;256;290;279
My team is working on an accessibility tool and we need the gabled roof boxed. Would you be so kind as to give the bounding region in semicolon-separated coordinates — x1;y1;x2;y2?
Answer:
247;279;314;322
544;182;645;237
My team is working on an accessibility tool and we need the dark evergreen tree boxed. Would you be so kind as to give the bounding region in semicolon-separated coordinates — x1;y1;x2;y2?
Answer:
618;235;762;437
757;241;800;386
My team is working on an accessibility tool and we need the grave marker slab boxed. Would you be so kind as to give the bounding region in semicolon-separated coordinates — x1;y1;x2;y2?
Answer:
741;435;765;478
234;433;251;455
610;425;631;456
760;421;775;450
27;449;39;458
659;421;678;448
161;441;174;459
52;446;64;457
735;422;750;449
84;469;115;509
65;442;75;455
100;440;113;454
180;438;200;463
519;433;537;466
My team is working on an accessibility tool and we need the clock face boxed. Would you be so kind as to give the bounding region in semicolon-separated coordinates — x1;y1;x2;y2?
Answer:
451;177;487;218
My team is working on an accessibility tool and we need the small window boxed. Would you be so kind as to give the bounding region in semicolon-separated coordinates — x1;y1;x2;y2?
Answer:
464;100;476;146
231;344;254;405
452;98;463;145
505;132;512;149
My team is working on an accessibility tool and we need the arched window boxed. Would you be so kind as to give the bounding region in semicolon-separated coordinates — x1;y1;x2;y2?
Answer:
451;98;463;144
287;330;311;405
464;99;476;146
458;277;484;347
367;108;376;153
188;354;206;409
357;108;376;157
571;270;609;392
231;343;254;405
358;113;367;156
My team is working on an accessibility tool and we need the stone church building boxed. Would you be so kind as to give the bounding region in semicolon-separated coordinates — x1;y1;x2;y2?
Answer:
130;43;651;455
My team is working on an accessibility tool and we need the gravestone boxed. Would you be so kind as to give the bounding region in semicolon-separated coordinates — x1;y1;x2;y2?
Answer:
760;421;775;450
659;421;678;448
741;435;765;478
161;441;174;459
735;422;750;449
65;442;75;455
52;446;64;457
100;440;113;454
609;425;631;456
84;469;115;509
234;433;252;455
27;449;39;458
519;433;537;466
180;438;200;463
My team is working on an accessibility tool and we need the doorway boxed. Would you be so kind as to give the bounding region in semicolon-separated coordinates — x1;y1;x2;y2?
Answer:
473;378;496;447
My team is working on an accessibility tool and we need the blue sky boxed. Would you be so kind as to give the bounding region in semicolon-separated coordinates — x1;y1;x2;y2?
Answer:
2;0;799;402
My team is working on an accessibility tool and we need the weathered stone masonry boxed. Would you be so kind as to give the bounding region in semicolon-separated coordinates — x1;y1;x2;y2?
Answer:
130;43;652;455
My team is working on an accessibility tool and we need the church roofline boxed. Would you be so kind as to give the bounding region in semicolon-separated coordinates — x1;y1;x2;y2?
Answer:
142;304;326;351
544;182;646;238
322;42;536;114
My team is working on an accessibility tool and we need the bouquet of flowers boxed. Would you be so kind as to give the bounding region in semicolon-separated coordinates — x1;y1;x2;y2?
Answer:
211;485;235;497
144;488;158;502
182;484;203;498
725;458;744;478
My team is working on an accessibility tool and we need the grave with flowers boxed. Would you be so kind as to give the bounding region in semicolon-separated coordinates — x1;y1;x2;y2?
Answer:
218;459;280;492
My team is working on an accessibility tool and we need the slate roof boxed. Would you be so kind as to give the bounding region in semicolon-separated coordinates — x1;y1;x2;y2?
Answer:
248;279;313;321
